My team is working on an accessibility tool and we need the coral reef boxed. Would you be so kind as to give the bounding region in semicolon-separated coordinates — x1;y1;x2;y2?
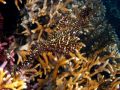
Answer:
0;0;120;90
0;61;27;90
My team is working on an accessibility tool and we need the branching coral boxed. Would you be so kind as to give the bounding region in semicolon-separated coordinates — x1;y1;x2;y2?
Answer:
17;47;120;89
0;61;27;90
17;0;119;55
14;0;120;89
0;0;120;89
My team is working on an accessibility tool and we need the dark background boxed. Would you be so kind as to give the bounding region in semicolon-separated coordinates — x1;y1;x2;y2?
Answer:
102;0;120;39
0;0;19;37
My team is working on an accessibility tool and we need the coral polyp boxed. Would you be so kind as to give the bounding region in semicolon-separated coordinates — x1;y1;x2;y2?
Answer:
0;0;120;89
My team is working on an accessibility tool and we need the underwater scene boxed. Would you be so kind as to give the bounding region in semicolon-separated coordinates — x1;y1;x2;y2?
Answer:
0;0;120;90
